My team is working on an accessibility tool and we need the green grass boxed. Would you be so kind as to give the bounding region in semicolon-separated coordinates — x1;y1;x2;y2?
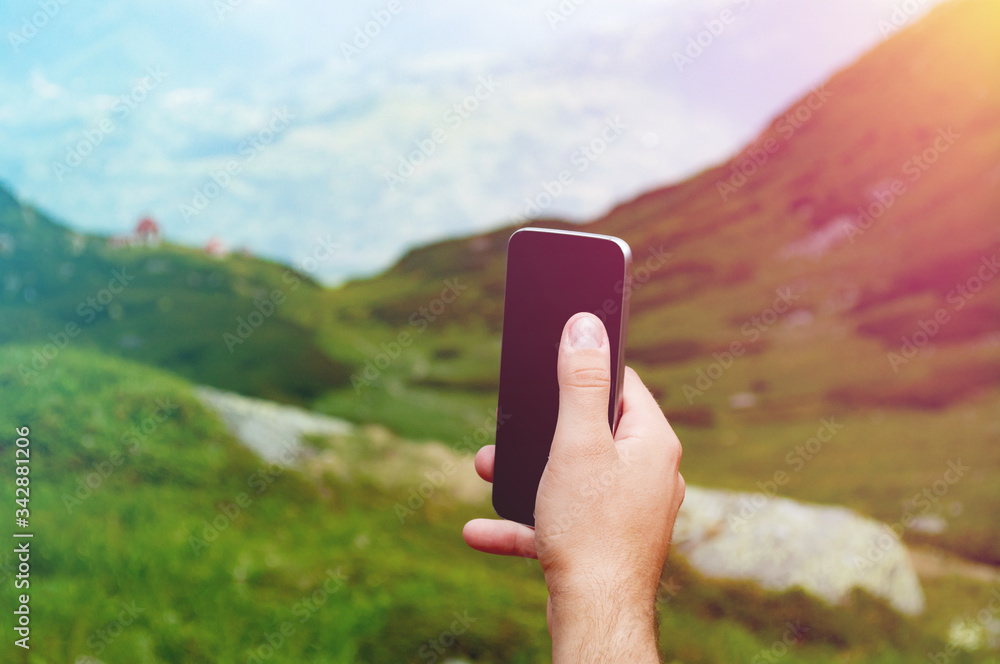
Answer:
2;346;998;663
0;191;352;405
0;346;551;663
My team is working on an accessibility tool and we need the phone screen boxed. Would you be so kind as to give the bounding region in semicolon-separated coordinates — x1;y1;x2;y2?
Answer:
492;227;631;526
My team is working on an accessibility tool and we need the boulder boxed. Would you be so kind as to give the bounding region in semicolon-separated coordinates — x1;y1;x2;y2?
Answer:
672;486;925;615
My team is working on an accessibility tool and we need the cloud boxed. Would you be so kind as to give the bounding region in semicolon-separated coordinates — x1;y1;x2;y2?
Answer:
0;0;952;284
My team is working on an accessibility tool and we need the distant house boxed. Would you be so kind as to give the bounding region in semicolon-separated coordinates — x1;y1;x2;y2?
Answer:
107;216;162;249
204;237;229;257
135;217;160;245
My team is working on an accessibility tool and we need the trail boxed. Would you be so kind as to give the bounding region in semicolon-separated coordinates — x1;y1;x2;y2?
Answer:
910;546;1000;585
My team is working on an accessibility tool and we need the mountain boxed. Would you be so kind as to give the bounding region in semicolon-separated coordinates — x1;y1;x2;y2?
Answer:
2;0;997;568
0;186;352;403
316;0;1000;565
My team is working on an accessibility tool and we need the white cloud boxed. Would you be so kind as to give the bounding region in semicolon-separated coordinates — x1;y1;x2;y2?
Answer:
0;0;953;284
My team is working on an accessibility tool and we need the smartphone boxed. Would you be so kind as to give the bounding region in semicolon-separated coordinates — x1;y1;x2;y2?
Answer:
492;227;631;527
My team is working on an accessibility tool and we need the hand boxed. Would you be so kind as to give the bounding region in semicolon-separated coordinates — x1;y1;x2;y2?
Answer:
463;312;685;663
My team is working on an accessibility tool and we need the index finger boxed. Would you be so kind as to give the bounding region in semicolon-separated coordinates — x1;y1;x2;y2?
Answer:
613;366;679;448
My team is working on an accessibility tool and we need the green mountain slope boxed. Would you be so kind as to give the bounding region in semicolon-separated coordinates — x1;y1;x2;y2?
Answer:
0;188;351;403
315;0;1000;565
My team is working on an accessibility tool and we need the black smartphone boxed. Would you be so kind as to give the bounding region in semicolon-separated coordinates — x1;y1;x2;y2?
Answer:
492;227;632;527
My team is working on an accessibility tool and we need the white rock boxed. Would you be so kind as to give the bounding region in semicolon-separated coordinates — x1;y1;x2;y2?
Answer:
195;386;351;464
673;486;925;615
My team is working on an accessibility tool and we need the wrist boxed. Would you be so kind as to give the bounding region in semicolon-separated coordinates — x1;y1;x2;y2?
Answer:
547;576;660;664
546;560;660;611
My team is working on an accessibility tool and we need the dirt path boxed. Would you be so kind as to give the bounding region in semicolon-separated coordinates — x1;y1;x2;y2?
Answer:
910;546;1000;584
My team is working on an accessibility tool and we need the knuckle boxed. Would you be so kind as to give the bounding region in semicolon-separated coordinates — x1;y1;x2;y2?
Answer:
565;365;610;390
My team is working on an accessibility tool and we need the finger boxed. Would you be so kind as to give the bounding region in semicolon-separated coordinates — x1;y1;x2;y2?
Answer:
615;367;678;444
551;313;614;460
614;368;683;475
620;366;663;421
474;445;495;483
462;518;538;558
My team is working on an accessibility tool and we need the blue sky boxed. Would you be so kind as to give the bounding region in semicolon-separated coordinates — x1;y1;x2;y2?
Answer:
1;0;948;283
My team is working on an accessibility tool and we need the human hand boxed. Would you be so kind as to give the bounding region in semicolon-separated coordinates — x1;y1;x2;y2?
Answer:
463;312;685;663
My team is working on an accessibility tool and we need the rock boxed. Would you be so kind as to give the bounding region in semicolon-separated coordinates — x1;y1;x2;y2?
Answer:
194;386;927;615
195;386;351;464
672;486;926;615
910;514;948;535
194;386;488;503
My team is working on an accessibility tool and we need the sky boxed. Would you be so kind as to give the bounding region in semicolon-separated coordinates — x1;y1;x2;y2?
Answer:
0;0;950;284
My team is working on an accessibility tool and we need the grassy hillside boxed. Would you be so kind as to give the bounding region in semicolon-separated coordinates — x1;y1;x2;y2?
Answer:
0;346;549;662
2;346;995;663
312;0;1000;566
0;186;351;404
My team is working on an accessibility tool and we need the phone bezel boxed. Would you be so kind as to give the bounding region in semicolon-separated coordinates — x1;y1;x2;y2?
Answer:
493;227;632;525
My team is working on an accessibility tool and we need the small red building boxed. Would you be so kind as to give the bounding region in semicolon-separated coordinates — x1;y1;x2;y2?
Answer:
204;237;228;257
135;217;160;244
107;216;162;249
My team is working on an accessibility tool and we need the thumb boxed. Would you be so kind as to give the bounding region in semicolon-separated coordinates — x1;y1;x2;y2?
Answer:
550;313;614;459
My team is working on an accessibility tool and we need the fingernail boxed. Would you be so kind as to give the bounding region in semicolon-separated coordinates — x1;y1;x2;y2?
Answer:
569;315;603;349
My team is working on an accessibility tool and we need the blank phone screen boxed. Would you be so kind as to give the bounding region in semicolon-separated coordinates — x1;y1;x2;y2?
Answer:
492;228;630;526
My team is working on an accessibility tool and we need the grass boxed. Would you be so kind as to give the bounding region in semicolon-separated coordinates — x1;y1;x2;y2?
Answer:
2;345;998;663
0;192;352;406
0;346;551;663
